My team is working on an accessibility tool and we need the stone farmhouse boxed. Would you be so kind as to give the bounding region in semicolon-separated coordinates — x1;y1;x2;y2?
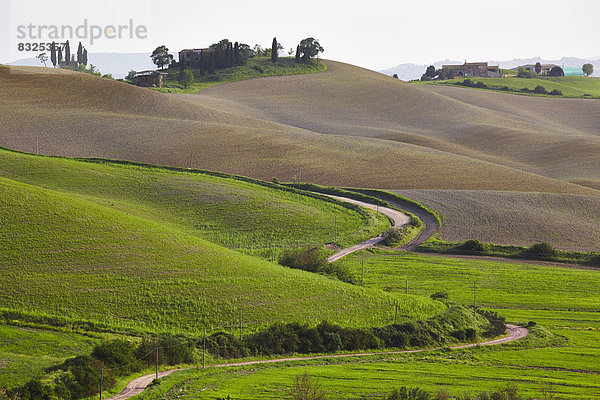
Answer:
442;62;501;78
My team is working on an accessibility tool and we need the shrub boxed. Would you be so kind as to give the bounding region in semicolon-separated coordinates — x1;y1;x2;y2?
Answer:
387;387;431;400
207;332;249;358
475;81;487;88
549;89;563;96
465;328;476;341
430;292;448;301
452;329;466;341
91;339;137;371
517;68;537;78
533;85;548;94
290;373;327;400
383;227;406;246
252;65;264;73
279;247;329;273
458;239;486;252
524;242;556;258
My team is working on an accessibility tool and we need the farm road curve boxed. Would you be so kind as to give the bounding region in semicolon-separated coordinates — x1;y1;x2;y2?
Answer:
106;325;528;400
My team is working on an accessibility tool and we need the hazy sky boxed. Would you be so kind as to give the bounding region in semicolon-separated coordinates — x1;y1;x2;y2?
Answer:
2;0;599;70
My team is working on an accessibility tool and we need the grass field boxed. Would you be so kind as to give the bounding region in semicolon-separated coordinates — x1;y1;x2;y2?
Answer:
415;76;600;98
154;57;327;94
0;325;104;387
137;251;600;399
2;63;599;197
392;189;600;252
0;150;444;337
0;148;389;250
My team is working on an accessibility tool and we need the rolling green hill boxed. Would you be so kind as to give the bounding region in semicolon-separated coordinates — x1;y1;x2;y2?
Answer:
415;76;600;98
0;149;441;336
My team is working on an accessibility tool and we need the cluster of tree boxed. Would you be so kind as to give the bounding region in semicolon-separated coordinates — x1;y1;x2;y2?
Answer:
420;65;450;81
279;246;354;283
207;306;503;359
253;38;284;61
6;336;195;400
36;40;88;69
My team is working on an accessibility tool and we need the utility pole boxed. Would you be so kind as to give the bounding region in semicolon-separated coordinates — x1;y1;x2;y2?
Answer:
239;309;243;340
473;282;477;315
99;368;103;400
394;300;398;325
155;347;159;380
334;215;338;243
203;328;206;369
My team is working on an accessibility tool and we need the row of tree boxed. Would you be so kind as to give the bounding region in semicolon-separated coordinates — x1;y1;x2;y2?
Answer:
150;37;324;71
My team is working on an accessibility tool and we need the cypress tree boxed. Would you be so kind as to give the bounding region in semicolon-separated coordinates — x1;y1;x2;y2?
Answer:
199;50;206;76
50;42;57;67
65;40;71;65
234;42;240;66
77;42;83;65
208;51;216;74
58;47;63;65
295;45;300;63
271;37;278;63
82;49;88;66
228;43;233;67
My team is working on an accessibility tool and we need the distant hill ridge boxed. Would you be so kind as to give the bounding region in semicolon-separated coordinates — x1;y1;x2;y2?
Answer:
381;57;600;81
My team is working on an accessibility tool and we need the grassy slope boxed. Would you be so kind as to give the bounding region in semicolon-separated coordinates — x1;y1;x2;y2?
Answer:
0;155;443;336
392;189;600;252
143;252;600;399
154;57;327;94
0;325;104;387
187;61;600;185
415;76;600;98
1;64;598;196
0;148;388;250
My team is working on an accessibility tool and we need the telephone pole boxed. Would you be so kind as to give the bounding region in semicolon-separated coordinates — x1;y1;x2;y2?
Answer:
473;282;477;315
155;347;159;379
203;328;206;369
334;215;338;242
239;309;243;340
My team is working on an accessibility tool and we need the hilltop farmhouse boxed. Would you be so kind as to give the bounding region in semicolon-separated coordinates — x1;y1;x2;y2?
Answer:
442;62;501;78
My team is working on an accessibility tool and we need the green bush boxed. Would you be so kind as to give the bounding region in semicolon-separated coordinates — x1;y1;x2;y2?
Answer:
387;387;431;400
549;89;563;96
523;242;556;258
430;292;448;301
279;247;329;273
533;85;548;94
517;68;537;78
457;239;486;252
383;227;405;246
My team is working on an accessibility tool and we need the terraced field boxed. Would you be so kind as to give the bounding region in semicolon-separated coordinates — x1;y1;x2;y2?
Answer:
393;189;600;251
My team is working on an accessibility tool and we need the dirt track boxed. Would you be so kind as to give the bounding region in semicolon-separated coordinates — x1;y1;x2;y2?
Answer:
325;195;410;262
106;325;528;400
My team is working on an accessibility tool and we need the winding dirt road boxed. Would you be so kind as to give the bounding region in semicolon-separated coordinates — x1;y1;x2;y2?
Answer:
326;195;411;262
106;325;528;399
106;195;528;400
